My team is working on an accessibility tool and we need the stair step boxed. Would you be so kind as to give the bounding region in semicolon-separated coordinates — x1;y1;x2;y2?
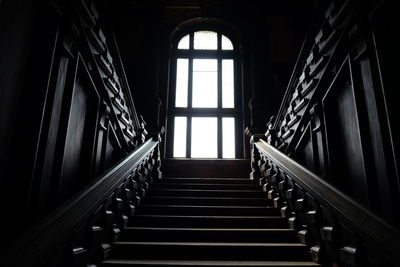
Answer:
130;215;287;228
120;227;298;242
104;174;316;266
152;183;259;190
136;205;279;216
103;259;320;266
160;178;254;184
147;189;266;198
110;241;310;261
143;196;272;206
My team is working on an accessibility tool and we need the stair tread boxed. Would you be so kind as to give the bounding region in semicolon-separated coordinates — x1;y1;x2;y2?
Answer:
157;183;255;185
135;215;282;219
140;205;274;209
165;178;251;180
103;259;320;266
146;196;267;200
114;241;306;247
149;189;261;192
107;174;314;265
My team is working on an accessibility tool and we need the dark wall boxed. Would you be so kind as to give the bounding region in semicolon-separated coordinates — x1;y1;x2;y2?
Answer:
0;0;147;245
267;0;400;227
109;0;313;140
0;0;58;243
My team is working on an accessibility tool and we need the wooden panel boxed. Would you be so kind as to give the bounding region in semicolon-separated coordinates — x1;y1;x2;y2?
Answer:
322;58;368;205
58;56;100;203
294;123;315;172
163;159;250;178
36;53;72;216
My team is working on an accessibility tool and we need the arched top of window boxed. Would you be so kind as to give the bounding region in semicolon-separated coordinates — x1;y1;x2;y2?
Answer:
177;34;190;49
176;31;234;50
221;35;233;50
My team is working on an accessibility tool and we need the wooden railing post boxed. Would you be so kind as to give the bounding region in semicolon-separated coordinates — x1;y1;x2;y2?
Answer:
249;134;263;180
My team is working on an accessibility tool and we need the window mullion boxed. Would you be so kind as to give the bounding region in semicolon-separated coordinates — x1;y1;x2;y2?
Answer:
218;116;222;158
217;34;223;158
186;116;192;158
187;34;193;158
188;58;193;109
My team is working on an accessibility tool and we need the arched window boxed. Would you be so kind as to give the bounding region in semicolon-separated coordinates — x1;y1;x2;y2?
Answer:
166;30;243;159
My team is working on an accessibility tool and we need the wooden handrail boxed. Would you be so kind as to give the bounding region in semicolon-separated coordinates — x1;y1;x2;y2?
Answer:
254;138;400;265
0;138;159;267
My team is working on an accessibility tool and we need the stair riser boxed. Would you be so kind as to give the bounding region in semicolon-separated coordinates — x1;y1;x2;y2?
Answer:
130;216;287;228
147;189;266;198
103;262;319;267
159;178;254;184
143;197;272;206
121;229;297;242
137;206;278;216
152;183;259;190
110;243;310;261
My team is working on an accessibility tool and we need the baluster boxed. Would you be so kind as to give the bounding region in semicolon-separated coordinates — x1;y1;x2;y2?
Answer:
150;141;163;180
85;225;104;264
304;196;324;264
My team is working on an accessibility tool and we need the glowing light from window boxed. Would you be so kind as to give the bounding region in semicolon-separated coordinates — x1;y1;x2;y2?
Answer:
194;31;217;50
191;117;218;158
175;59;188;107
222;59;234;108
192;59;218;108
222;35;233;50
173;117;187;157
222;117;235;158
178;34;189;49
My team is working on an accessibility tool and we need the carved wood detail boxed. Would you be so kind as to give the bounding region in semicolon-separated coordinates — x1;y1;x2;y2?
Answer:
1;138;162;267
251;138;400;267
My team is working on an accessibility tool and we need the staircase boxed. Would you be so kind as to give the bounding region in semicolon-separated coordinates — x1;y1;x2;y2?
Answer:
103;177;319;267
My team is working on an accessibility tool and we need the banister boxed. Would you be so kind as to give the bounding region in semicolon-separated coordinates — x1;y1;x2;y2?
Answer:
254;138;400;266
0;137;160;267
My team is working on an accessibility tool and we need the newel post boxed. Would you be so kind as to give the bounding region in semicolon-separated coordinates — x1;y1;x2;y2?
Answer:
250;134;264;180
150;128;164;180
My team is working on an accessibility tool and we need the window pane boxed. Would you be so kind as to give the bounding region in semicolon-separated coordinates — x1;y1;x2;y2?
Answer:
194;31;217;50
222;35;233;50
222;117;235;158
191;117;217;158
222;60;234;108
192;59;218;108
178;34;189;49
173;117;187;157
175;59;188;107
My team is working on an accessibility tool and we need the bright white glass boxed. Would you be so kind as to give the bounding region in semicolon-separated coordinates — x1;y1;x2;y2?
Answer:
191;117;218;158
222;35;233;50
173;117;187;157
192;59;218;108
178;34;189;49
175;59;188;107
222;59;234;108
194;31;217;50
222;117;235;158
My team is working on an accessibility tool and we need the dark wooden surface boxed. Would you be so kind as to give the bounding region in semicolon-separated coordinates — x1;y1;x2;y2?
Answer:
0;138;161;267
163;159;250;178
263;0;400;227
252;138;400;266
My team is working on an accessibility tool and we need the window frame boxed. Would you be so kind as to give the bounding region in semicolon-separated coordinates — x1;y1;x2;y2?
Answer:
166;30;244;159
